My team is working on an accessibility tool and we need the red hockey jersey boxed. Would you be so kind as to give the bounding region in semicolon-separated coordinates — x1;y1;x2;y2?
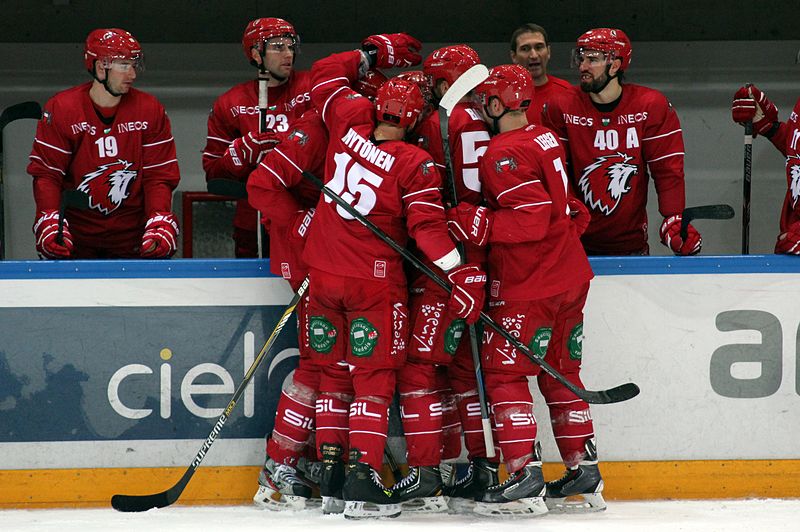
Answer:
525;74;572;126
304;51;455;283
543;84;686;255
203;73;312;232
480;124;593;301
768;97;800;235
28;82;180;251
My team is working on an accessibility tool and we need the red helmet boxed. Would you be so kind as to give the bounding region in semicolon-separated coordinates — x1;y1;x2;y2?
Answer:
242;17;298;60
395;70;433;114
575;28;632;71
353;69;388;100
473;64;533;111
375;77;425;129
423;45;480;87
84;28;142;72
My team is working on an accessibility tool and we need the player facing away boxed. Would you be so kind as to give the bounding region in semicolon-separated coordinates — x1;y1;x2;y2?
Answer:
389;44;496;514
731;80;800;254
447;64;605;516
245;71;387;514
202;17;312;257
509;23;573;126
28;28;181;259
304;37;487;519
542;28;702;256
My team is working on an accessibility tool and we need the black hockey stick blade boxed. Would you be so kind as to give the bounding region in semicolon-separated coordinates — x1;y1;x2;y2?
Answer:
207;178;248;199
681;204;735;239
111;277;310;512
0;101;42;133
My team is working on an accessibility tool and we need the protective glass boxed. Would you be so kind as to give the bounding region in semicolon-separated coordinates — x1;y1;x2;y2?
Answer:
103;57;145;73
570;48;612;69
262;37;299;55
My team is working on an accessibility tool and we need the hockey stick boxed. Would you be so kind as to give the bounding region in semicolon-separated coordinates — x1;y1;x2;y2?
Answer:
111;276;311;512
742;119;753;254
302;170;639;405
55;189;91;245
437;64;496;457
0;101;42;259
680;204;735;240
207;178;248;199
256;64;270;258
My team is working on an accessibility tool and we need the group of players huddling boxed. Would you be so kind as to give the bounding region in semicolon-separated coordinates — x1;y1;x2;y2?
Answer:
26;17;800;521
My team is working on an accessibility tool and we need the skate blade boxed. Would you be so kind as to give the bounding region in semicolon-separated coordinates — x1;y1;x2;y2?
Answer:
322;496;345;515
253;485;307;511
400;496;449;513
474;497;549;517
545;492;607;513
446;496;476;514
343;500;402;519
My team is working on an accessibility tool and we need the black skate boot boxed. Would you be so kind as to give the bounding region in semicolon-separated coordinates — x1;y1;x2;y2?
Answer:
253;454;313;510
342;449;401;519
391;465;448;513
444;458;500;513
474;442;548;517
545;437;606;513
319;443;346;515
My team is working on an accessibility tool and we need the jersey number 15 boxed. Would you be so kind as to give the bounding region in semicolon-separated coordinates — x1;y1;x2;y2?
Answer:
325;152;384;219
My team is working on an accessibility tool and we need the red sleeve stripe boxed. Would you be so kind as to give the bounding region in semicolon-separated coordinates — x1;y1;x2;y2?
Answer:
34;138;71;154
142;158;178;170
642;129;681;142
513;201;551;210
402;187;439;199
143;137;174;148
28;155;65;175
407;200;444;210
259;161;289;188
496;180;541;200
646;151;684;163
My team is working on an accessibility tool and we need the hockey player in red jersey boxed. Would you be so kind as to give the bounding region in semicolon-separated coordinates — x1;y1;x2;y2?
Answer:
202;17;312;257
246;69;387;514
28;28;180;259
542;28;702;256
731;84;800;254
509;23;573;126
305;36;487;519
390;44;496;514
448;64;605;516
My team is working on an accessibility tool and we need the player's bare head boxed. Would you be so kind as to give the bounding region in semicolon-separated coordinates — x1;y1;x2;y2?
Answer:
573;28;631;93
473;64;532;132
84;28;143;96
242;17;299;79
375;77;425;132
423;45;480;99
353;69;389;101
509;24;551;83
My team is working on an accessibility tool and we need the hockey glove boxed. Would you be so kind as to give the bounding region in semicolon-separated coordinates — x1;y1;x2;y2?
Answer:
226;131;281;169
289;208;316;241
33;210;73;259
659;214;702;256
568;197;591;236
446;204;491;246
361;33;422;69
775;221;800;254
731;85;779;137
141;212;180;259
446;263;487;325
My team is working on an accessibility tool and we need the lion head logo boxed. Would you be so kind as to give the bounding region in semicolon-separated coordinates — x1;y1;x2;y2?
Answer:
77;160;137;215
578;153;638;215
788;155;800;209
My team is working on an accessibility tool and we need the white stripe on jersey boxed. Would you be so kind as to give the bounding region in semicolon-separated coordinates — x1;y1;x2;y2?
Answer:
34;138;71;154
321;86;348;123
407;200;444;210
28;155;65;175
647;151;684;163
403;187;439;199
642;129;681;141
143;137;174;148
142;158;177;170
260;162;289;188
513;201;552;209
496;179;541;200
206;135;233;144
202;151;222;158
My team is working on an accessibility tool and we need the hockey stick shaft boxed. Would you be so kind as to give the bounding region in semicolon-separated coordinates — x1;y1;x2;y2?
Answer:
303;170;639;405
680;204;736;240
111;276;310;512
256;68;269;258
437;65;495;456
55;189;91;245
742;120;753;254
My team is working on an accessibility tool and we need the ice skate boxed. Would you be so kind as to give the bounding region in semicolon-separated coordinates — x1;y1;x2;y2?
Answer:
445;457;500;514
545;437;606;513
319;443;346;515
391;465;448;513
474;443;548;517
253;455;313;511
342;450;401;519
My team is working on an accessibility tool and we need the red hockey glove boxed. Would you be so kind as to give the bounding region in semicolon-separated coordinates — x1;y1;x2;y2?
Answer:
446;263;487;325
446;204;491;246
568;197;591;236
33;210;73;259
775;221;800;254
659;214;702;256
731;85;778;137
226;131;281;169
289;208;316;241
141;212;180;258
361;33;422;69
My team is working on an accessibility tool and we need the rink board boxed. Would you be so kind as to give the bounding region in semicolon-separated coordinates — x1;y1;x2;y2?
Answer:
1;256;800;506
